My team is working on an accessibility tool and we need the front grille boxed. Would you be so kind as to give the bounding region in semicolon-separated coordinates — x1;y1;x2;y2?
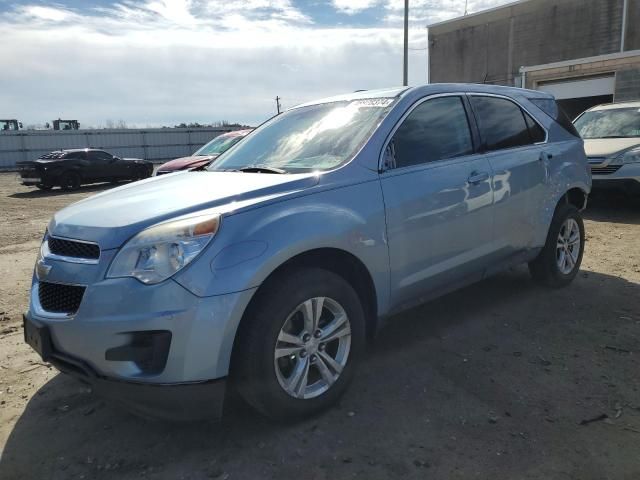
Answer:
38;282;85;314
48;237;100;260
591;165;622;175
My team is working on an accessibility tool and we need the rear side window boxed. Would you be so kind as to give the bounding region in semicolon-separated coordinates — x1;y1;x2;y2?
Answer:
470;96;533;151
530;98;580;137
524;114;546;143
392;96;474;168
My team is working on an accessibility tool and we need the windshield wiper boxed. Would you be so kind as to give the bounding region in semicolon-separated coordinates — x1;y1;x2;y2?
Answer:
237;165;287;174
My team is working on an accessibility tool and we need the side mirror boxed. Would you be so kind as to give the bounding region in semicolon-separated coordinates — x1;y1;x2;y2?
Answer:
112;156;121;162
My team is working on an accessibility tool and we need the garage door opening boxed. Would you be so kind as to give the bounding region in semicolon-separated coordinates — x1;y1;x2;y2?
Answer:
558;95;614;120
537;75;615;120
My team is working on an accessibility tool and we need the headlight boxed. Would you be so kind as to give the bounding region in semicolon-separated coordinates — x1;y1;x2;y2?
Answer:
617;147;640;164
107;213;220;284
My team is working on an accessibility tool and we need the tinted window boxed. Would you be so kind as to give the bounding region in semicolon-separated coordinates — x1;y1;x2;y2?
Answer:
530;98;580;137
392;96;473;168
470;96;531;151
89;151;112;161
63;151;86;160
524;113;546;143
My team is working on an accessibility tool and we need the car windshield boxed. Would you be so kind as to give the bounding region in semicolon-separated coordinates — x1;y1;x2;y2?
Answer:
574;107;640;139
207;99;395;173
194;135;244;156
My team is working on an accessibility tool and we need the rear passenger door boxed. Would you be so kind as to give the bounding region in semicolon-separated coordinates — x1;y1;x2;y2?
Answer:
468;95;549;257
380;95;495;309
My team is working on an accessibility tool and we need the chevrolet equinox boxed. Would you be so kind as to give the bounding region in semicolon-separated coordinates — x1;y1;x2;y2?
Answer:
24;84;591;420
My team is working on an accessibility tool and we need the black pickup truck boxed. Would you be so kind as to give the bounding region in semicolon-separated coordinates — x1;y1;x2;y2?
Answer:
16;149;154;191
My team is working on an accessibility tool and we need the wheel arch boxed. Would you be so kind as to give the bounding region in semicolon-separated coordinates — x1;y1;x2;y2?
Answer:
563;187;588;211
229;247;379;376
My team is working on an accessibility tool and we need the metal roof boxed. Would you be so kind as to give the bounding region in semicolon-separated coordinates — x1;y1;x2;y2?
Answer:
589;101;640;111
427;0;536;29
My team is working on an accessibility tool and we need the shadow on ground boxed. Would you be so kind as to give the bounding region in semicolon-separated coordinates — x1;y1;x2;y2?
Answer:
585;190;640;225
2;267;640;479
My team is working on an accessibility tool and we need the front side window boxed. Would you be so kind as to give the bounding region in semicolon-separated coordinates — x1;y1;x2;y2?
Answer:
391;96;474;168
573;108;640;139
471;96;533;151
208;99;394;173
89;151;112;161
194;135;243;156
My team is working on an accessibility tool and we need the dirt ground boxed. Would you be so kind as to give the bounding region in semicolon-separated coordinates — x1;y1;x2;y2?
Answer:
0;171;639;480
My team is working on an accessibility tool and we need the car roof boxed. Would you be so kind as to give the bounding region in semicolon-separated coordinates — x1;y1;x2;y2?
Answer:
293;83;551;109
588;101;640;111
59;148;100;153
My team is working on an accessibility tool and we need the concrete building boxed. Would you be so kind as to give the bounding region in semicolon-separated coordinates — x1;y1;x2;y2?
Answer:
428;0;640;118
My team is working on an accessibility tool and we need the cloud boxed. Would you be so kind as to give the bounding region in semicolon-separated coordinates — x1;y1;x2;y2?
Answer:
0;0;511;127
332;0;381;15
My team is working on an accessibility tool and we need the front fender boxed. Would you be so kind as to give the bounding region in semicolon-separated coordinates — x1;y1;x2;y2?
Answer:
173;180;390;315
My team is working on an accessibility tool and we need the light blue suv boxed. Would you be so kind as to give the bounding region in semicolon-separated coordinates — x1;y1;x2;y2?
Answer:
24;84;591;420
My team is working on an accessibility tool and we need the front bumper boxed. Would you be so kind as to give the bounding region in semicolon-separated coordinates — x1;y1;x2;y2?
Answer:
24;313;226;420
592;163;640;194
25;265;257;418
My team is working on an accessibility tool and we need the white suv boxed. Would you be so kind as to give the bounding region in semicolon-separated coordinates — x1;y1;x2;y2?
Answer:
574;101;640;196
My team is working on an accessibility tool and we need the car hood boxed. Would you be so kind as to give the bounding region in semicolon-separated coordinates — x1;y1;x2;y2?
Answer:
583;138;640;158
158;155;216;171
49;171;319;249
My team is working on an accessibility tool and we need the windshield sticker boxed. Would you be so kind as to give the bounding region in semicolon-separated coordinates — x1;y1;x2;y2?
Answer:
352;98;394;108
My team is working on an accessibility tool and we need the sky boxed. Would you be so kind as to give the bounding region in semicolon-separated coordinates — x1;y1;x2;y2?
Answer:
0;0;515;128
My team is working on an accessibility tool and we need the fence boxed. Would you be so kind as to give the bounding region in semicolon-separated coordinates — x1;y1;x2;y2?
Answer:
0;127;240;169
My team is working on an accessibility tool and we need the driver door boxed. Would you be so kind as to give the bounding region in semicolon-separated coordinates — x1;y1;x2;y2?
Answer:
380;95;495;309
88;150;118;180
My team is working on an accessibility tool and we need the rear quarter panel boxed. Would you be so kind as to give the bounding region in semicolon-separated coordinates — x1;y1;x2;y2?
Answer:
517;95;591;246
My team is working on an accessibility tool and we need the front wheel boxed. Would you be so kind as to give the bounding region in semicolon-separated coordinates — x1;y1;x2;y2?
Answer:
529;203;585;288
233;268;366;420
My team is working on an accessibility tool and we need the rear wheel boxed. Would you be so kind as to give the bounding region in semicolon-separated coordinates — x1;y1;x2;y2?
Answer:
59;171;81;191
529;203;585;288
234;268;365;420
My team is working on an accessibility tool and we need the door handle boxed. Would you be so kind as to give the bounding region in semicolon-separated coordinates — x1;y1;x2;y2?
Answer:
467;171;489;185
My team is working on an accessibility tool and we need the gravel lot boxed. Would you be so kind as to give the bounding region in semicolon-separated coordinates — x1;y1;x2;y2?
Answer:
1;171;639;480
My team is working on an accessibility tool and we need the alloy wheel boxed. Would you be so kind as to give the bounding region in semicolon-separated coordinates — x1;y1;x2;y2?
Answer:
556;218;580;275
274;296;351;399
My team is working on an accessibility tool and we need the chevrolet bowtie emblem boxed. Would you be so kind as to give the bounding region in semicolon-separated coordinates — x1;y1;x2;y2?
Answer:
35;259;52;280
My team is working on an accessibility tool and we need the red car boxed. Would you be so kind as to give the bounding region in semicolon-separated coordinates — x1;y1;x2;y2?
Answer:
156;129;252;175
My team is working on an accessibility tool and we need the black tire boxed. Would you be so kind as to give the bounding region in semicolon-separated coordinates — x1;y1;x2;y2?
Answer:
59;171;81;191
36;183;53;191
528;202;585;288
233;268;366;420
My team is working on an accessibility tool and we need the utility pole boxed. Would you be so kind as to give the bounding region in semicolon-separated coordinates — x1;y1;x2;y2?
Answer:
275;96;281;115
464;0;468;15
403;0;409;86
